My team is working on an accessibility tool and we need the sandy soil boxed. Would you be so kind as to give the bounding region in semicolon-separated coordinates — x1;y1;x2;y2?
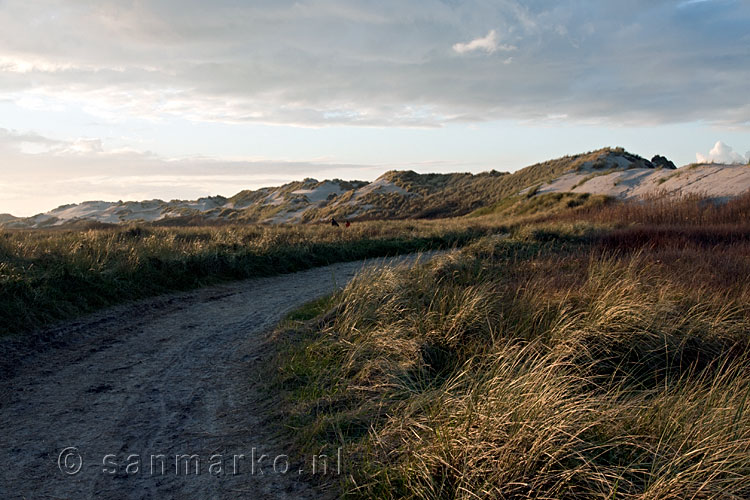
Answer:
537;163;750;200
0;253;436;499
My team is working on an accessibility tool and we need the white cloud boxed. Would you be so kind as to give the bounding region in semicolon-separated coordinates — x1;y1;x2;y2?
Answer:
696;141;747;164
678;0;714;8
453;29;515;54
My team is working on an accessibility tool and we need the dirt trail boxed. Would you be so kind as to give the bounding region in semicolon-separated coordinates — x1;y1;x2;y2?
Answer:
0;253;437;499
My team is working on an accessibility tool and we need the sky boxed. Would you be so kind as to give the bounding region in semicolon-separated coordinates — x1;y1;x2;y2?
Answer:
1;0;749;216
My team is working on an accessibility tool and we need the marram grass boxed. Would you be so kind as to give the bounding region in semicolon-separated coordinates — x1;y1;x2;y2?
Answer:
274;223;750;499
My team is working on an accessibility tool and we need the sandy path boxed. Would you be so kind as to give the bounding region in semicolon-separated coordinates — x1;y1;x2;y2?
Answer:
0;253;436;499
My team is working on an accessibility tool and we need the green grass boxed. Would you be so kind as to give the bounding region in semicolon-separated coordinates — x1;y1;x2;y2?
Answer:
469;192;611;218
657;171;681;184
272;199;750;499
571;168;620;189
284;294;335;323
0;220;493;337
309;147;643;221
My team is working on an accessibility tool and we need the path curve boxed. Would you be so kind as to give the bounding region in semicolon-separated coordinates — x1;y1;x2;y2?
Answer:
0;253;438;499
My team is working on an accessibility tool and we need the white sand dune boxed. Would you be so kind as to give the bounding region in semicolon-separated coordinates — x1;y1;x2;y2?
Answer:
5;152;749;229
537;163;750;200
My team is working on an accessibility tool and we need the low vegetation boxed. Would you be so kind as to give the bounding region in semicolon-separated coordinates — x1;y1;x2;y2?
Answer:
274;193;750;498
469;192;610;218
6;166;750;497
552;190;750;226
1;147;676;229
308;148;642;221
0;220;491;336
571;168;620;189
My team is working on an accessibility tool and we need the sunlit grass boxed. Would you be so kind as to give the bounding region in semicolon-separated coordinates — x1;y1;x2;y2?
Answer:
0;219;493;336
273;197;750;498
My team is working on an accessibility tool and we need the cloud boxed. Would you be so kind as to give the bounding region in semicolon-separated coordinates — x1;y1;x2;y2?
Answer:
0;128;382;216
0;1;747;128
696;141;747;164
678;0;714;7
453;30;515;54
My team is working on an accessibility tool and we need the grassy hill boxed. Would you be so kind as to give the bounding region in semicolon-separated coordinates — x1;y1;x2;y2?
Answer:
3;147;666;228
301;147;654;222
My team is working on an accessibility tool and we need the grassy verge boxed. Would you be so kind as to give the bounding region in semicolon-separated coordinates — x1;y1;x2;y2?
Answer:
468;192;611;218
0;220;490;337
273;211;750;498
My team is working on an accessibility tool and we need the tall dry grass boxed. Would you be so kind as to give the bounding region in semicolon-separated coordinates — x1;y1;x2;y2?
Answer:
555;191;750;227
275;217;750;498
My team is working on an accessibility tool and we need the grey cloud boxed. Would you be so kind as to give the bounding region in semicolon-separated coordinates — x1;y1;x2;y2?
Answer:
0;0;748;127
0;128;61;147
